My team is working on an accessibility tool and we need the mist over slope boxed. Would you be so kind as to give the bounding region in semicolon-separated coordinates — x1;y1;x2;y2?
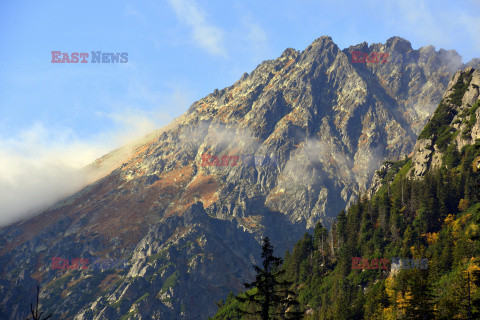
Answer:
0;36;478;320
209;67;480;319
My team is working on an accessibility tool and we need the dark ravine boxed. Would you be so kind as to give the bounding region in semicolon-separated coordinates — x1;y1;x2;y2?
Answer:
0;36;478;319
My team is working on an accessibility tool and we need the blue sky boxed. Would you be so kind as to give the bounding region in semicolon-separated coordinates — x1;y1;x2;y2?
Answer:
0;0;479;224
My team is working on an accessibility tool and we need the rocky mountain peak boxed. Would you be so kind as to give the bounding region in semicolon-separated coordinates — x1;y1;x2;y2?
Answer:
280;47;298;58
386;36;413;53
1;37;478;320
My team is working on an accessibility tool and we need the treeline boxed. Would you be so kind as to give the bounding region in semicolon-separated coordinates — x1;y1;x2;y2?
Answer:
212;140;480;319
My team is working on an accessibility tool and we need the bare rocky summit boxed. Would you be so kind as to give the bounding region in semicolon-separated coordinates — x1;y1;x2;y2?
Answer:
0;36;477;320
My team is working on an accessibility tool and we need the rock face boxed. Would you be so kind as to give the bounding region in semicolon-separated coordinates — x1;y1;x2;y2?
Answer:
409;68;480;179
0;36;477;320
367;161;393;198
411;138;434;177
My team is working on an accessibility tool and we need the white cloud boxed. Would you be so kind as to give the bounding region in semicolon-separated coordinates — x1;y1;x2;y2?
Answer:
241;17;269;61
95;109;171;146
0;107;174;227
168;0;227;57
0;124;99;226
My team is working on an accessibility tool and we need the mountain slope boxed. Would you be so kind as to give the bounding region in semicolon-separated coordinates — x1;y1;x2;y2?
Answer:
212;68;480;319
0;36;477;320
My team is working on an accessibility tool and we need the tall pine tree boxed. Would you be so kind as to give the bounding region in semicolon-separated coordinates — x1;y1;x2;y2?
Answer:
403;269;436;320
236;237;304;319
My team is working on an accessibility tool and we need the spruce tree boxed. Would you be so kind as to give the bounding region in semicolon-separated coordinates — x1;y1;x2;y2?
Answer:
403;269;436;320
236;237;304;319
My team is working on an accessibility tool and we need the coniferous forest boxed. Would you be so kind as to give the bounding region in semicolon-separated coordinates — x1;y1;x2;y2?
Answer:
211;76;480;319
3;1;480;316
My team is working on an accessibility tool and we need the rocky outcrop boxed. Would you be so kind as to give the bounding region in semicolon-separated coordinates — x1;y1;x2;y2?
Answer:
472;106;480;140
411;138;433;177
1;37;478;320
367;162;393;198
409;68;480;179
68;202;261;320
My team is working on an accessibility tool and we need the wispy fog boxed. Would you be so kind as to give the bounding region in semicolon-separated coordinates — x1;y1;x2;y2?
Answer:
0;109;172;227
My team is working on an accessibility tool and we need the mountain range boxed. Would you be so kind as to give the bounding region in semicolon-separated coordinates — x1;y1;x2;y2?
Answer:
1;36;479;319
210;67;480;319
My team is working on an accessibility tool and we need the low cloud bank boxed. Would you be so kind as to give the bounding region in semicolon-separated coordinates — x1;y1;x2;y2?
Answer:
0;109;171;227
